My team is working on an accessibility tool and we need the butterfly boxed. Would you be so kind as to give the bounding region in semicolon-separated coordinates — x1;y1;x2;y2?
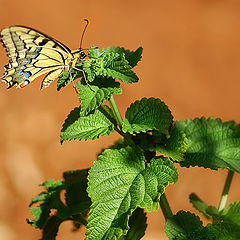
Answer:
0;21;88;90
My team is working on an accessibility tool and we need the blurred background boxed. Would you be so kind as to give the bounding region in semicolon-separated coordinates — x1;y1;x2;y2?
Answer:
0;0;240;239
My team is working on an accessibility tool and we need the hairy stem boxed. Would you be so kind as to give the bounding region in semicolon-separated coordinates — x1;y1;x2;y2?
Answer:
109;95;123;127
69;214;88;226
218;170;234;211
160;193;173;220
108;95;135;145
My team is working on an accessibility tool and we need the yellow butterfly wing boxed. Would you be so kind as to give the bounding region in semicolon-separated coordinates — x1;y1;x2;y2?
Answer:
0;26;74;89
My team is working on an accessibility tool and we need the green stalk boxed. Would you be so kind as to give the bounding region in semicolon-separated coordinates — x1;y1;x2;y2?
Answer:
218;170;234;211
109;95;123;127
160;193;173;220
108;95;135;145
69;214;88;226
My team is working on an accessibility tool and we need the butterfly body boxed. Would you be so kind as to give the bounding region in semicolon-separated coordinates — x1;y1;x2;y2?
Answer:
0;25;85;89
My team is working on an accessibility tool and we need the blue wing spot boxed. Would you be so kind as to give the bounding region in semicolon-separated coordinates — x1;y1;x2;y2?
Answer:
20;65;27;70
27;59;32;64
33;53;40;58
23;80;30;86
36;48;41;53
24;72;32;78
19;70;24;74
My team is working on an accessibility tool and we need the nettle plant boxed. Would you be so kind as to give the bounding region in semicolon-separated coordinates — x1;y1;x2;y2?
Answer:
26;46;240;240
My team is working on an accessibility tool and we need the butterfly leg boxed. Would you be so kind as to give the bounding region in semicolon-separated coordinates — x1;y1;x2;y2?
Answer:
69;70;79;94
72;66;94;92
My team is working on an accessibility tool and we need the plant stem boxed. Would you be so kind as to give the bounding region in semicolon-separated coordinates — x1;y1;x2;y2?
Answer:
69;214;88;226
108;95;135;145
160;193;173;220
109;95;123;127
218;170;234;211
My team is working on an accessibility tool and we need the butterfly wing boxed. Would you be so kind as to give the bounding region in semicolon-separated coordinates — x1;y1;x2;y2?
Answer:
1;25;73;89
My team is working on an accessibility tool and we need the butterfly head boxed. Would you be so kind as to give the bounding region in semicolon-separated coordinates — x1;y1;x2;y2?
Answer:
72;48;87;60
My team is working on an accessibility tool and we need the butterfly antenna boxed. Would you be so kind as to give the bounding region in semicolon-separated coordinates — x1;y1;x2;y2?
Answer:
80;19;89;49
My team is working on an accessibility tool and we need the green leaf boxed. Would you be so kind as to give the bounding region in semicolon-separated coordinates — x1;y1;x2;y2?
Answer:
27;172;92;237
27;205;51;229
219;201;240;225
27;172;91;232
88;46;103;59
175;117;240;172
86;146;146;240
189;193;212;219
29;179;64;209
41;179;64;192
60;107;114;142
41;216;63;240
186;202;240;239
206;201;240;226
136;126;187;162
63;169;89;185
95;52;139;84
165;211;216;240
27;179;65;229
57;72;71;91
121;208;147;240
83;62;96;82
155;126;187;161
207;202;240;240
122;97;173;136
86;146;178;239
103;47;143;67
140;156;178;212
57;68;83;91
29;192;49;207
207;221;240;240
63;169;91;216
76;77;122;116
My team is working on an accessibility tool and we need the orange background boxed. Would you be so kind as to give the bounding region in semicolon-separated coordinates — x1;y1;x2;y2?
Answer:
0;1;240;239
